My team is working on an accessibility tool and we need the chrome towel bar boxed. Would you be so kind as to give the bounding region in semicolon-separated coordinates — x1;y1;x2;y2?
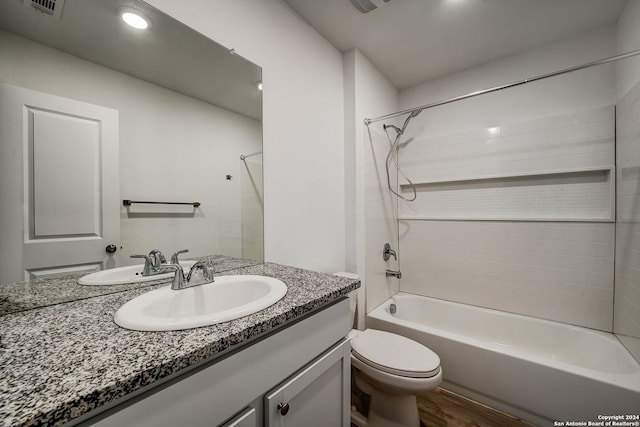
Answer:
123;200;201;207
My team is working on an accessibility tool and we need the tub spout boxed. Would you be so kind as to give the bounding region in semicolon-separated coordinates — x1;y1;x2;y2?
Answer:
386;269;402;279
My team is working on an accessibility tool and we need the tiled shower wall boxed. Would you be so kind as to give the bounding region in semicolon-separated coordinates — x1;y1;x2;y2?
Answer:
614;0;640;365
400;221;614;329
615;79;640;358
393;27;618;331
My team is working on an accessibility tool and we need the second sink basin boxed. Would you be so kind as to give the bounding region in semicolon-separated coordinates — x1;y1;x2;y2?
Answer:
113;275;287;331
78;261;197;286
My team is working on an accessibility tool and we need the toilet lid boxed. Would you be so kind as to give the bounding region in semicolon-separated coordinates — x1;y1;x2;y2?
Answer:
351;329;440;378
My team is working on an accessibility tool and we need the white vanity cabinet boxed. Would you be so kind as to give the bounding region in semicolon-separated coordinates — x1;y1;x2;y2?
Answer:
264;339;350;427
75;299;351;427
220;407;257;427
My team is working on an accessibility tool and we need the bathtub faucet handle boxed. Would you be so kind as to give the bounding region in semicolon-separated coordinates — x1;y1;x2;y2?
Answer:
383;243;397;261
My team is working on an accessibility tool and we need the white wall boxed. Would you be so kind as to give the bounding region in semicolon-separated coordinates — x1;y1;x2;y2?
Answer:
344;49;400;323
0;31;261;264
615;0;640;362
616;0;640;99
147;0;346;273
392;26;618;330
241;155;264;261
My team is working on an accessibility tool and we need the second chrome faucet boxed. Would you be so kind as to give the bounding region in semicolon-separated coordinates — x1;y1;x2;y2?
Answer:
129;248;216;289
130;249;190;277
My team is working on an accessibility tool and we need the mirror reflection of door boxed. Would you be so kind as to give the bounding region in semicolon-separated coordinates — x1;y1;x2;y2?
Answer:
0;83;119;282
0;0;264;276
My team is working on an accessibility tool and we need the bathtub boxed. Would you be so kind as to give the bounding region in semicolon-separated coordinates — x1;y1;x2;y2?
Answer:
366;293;640;426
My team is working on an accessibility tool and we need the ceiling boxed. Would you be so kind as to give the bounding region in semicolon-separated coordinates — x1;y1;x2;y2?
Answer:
0;0;262;120
283;0;630;90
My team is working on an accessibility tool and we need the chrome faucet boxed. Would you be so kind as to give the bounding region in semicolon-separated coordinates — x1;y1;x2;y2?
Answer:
162;264;186;289
149;249;166;266
186;261;215;287
130;249;167;276
386;269;402;279
383;243;401;278
165;261;215;290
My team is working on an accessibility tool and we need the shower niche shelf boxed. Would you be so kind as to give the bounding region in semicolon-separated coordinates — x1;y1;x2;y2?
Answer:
398;166;614;222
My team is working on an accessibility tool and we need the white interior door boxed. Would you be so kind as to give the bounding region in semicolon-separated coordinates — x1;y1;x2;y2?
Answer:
0;83;119;282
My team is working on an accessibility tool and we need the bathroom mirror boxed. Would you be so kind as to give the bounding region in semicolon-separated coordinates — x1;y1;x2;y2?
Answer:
0;1;263;288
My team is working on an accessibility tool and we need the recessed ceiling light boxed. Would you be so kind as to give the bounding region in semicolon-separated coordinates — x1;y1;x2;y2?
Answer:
119;7;151;30
486;126;501;137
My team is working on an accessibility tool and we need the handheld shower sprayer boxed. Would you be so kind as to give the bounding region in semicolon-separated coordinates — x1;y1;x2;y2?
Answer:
383;124;402;135
383;109;421;137
408;109;422;119
381;108;423;202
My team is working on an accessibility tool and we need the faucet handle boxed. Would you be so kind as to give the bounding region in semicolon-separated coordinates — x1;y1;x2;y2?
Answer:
148;249;166;268
130;254;154;276
186;261;215;286
163;264;186;290
171;249;189;264
383;243;397;261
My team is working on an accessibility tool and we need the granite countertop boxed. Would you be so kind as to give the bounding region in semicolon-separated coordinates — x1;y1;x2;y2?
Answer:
0;256;262;316
0;261;359;427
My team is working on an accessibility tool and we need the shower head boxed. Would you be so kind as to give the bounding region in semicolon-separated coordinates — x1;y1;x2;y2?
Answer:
408;109;422;119
399;109;422;134
383;108;422;137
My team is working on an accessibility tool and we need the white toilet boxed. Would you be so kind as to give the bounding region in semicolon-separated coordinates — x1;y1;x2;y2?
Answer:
335;272;442;427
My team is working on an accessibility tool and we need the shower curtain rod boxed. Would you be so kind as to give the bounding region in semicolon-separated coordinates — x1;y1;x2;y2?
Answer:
240;151;263;160
364;48;640;125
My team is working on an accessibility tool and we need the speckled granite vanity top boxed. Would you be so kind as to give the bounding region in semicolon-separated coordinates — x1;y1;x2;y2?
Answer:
0;260;359;427
0;256;261;316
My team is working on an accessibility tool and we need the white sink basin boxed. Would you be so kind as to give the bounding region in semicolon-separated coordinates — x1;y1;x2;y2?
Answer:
113;275;287;331
78;261;197;286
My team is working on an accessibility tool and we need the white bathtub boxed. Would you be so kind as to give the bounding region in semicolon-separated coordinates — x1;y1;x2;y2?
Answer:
366;293;640;426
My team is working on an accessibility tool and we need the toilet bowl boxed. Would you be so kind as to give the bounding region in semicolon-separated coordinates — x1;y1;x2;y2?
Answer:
334;273;442;427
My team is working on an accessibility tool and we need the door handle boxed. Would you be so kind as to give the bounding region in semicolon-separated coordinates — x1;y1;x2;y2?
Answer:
105;244;117;254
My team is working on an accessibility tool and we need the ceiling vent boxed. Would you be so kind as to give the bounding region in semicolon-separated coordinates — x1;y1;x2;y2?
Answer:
348;0;391;14
23;0;65;20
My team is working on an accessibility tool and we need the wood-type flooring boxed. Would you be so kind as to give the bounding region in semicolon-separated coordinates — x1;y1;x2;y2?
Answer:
416;387;535;427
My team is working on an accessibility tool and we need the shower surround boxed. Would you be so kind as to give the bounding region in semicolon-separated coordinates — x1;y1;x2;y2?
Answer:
352;6;640;421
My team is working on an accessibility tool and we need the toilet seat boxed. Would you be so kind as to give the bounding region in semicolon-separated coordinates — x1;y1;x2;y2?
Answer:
351;329;440;378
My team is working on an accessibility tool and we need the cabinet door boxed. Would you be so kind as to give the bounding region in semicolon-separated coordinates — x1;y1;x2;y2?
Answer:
265;339;350;427
220;407;257;427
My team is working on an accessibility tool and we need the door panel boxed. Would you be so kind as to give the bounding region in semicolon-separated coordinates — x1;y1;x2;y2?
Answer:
0;83;119;282
30;108;101;238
